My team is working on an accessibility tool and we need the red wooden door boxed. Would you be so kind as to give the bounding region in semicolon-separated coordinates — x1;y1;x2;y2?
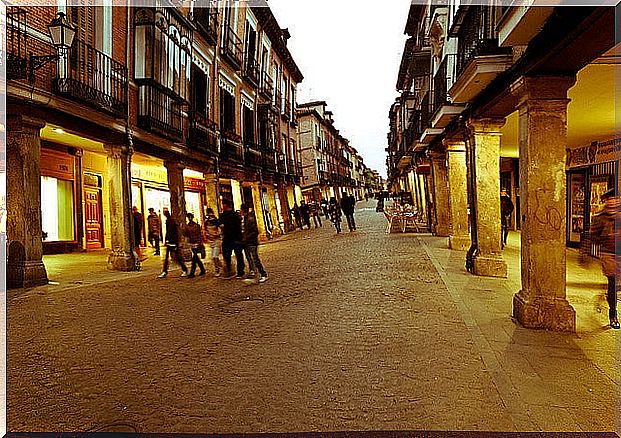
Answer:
84;188;103;249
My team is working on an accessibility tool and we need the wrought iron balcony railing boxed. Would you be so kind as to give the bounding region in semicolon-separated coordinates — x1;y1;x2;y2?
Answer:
262;148;276;173
188;110;218;155
455;8;509;78
55;38;128;117
244;143;262;168
7;7;28;81
222;25;243;70
283;100;291;120
243;56;260;86
137;81;183;141
419;91;431;133
287;159;296;175
274;91;282;111
259;72;274;99
277;154;287;174
193;7;218;46
432;54;457;116
221;130;243;163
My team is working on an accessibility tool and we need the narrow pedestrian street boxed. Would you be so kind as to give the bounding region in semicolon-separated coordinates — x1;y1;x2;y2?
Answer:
7;204;619;433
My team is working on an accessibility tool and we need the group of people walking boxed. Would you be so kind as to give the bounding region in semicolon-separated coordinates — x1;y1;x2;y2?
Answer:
141;201;267;284
291;194;358;234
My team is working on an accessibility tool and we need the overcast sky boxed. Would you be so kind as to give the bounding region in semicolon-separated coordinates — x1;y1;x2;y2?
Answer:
267;0;412;178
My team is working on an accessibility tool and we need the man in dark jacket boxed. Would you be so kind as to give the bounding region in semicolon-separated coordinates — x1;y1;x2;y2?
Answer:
241;203;268;284
185;212;205;278
500;187;514;248
341;194;356;232
299;201;311;229
158;208;188;278
220;199;245;279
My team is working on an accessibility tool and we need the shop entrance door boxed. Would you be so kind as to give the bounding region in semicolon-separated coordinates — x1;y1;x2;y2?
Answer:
84;187;103;248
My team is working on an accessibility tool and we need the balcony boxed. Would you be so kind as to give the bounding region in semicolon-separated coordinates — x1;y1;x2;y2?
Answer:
498;6;554;48
137;82;184;141
221;25;243;71
220;130;243;163
188;110;218;155
431;54;464;129
277;155;287;174
7;7;28;81
244;143;262;168
262;148;276;173
274;91;282;111
54;39;128;117
259;72;274;100
283;100;291;120
193;7;218;46
287;159;296;175
243;56;260;87
449;8;512;104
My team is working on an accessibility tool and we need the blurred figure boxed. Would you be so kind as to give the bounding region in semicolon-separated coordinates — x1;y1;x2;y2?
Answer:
132;206;145;260
185;212;205;278
500;187;514;249
341;194;357;232
320;198;329;218
310;201;322;228
158;208;188;278
204;207;222;277
241;203;268;285
590;188;620;329
299;200;311;229
328;197;342;234
220;199;245;279
147;207;162;256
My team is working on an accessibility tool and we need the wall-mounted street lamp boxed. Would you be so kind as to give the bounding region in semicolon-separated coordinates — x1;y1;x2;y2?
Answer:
29;11;76;83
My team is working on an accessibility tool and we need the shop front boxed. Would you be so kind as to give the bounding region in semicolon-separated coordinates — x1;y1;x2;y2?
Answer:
566;138;620;251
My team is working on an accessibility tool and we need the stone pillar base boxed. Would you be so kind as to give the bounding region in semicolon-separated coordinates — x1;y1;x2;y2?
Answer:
7;261;48;289
473;254;507;278
449;235;471;251
107;250;136;271
513;291;576;332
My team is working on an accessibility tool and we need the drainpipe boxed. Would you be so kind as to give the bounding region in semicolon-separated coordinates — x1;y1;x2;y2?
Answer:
125;5;138;270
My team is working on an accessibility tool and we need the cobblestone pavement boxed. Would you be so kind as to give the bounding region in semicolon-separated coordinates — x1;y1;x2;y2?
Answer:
6;203;617;433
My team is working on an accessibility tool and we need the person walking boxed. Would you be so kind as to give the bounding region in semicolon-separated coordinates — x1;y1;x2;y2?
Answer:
341;194;357;232
185;212;205;278
291;203;302;230
328;197;342;234
241;203;268;285
300;200;311;229
220;199;245;279
204;207;222;277
147;208;162;255
310;201;322;228
158;208;188;278
590;188;620;329
320;198;329;218
132;206;145;260
500;187;514;249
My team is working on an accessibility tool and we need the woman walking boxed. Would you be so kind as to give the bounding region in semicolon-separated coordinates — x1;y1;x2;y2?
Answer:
328;197;342;234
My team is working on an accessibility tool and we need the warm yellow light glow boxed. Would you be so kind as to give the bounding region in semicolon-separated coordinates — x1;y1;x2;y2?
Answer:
231;179;242;211
54;128;65;134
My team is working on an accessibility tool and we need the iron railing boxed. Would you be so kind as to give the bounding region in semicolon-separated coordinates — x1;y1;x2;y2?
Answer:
275;91;282;111
260;72;274;99
456;8;508;77
419;91;431;133
188;110;218;155
243;56;260;86
277;154;287;174
244;143;262;168
193;7;218;46
432;54;457;116
262;148;276;172
222;24;243;70
137;82;184;141
55;39;128;117
221;131;243;163
287;159;295;175
283;99;291;120
7;7;28;81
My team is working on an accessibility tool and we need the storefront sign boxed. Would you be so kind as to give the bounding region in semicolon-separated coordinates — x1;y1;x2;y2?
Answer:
184;177;205;191
41;149;74;180
566;138;621;168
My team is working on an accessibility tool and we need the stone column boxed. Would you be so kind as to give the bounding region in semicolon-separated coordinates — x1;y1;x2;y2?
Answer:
104;143;136;271
430;152;451;237
204;173;219;213
164;160;191;260
266;185;282;237
445;139;471;251
510;76;577;332
6;115;48;288
250;183;268;242
467;118;507;278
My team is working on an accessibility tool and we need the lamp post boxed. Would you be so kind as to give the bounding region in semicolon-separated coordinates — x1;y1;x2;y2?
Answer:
29;11;76;83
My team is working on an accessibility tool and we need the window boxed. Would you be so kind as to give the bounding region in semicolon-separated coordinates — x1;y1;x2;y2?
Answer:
41;176;75;241
219;86;236;134
191;64;209;117
242;105;255;144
